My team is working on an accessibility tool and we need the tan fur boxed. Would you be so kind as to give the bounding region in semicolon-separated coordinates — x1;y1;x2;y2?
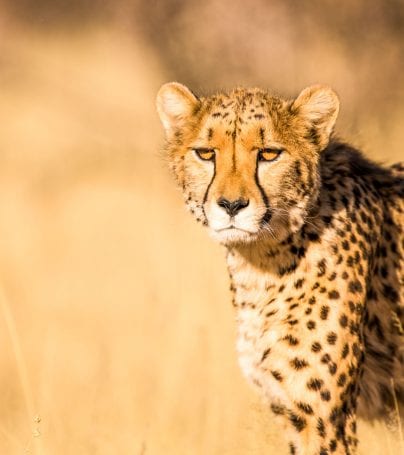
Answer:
157;83;404;455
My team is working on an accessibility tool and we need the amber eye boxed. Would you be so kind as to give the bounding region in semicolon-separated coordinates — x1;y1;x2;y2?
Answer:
258;148;283;162
194;148;215;161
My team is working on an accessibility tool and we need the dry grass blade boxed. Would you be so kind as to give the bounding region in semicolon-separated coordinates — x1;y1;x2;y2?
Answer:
0;286;42;455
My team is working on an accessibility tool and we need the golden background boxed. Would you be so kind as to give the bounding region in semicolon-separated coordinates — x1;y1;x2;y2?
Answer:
0;1;403;453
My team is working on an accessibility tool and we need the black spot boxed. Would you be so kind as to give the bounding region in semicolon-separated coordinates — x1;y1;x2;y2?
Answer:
307;232;320;242
329;406;340;424
297;402;314;415
271;403;286;415
321;353;331;364
328;362;337;375
307;320;316;330
339;314;348;328
336;229;346;238
289;442;296;455
341;195;349;208
369;315;385;341
329;440;337;452
271;370;283;381
337;373;347;387
317;417;326;437
349;280;363;293
261;348;271;362
289;412;307;432
348;363;356;377
278;262;298;276
353;318;363;334
307;378;323;391
328;290;340;300
266;309;278;317
360;211;368;224
380;265;388;278
290;245;298;255
305;307;312;315
309;296;316;305
320;306;330;320
291;358;309;370
293;160;302;177
283;334;299;346
297;246;306;258
341;240;350;250
259;127;265;143
312;342;322;352
328;272;337;281
320;448;328;455
327;332;338;345
317;259;327;277
352;343;361;359
321;390;331;401
294;278;305;289
382;284;399;303
336;422;346;441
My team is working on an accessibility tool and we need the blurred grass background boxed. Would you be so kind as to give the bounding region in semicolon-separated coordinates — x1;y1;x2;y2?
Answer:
0;1;403;454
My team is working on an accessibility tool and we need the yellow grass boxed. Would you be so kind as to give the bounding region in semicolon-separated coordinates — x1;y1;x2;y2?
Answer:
0;22;402;455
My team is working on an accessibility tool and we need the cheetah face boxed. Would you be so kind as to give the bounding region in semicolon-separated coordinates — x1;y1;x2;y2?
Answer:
157;83;339;245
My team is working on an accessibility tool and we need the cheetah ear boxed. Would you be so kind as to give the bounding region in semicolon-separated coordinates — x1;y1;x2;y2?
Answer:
292;85;339;149
156;82;200;139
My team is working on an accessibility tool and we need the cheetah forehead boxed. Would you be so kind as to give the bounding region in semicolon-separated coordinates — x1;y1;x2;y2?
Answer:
192;88;290;146
202;88;285;122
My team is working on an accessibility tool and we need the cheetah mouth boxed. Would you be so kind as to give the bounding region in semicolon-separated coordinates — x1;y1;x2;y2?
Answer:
210;225;260;244
215;226;255;234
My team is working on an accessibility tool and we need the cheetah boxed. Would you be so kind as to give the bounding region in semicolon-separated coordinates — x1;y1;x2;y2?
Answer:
156;82;404;454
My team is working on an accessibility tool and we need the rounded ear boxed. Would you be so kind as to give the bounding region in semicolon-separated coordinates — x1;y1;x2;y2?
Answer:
156;82;200;138
292;85;339;149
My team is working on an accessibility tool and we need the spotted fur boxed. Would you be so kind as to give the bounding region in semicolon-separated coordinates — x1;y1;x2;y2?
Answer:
156;83;404;455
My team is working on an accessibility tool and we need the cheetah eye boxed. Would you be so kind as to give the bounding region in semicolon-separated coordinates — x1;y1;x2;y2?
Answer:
258;148;283;162
194;148;215;161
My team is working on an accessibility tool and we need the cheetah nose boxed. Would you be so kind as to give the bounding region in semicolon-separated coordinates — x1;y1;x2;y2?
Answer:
217;197;249;217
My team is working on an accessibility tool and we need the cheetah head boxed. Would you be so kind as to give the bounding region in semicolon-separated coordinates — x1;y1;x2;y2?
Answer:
156;83;339;245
